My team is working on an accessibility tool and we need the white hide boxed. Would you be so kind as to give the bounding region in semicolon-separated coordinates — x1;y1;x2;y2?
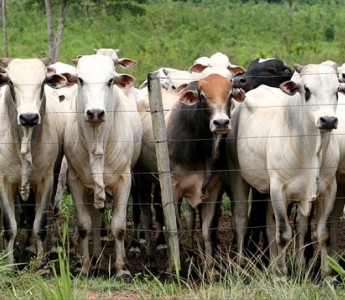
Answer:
0;58;67;266
64;54;142;277
226;63;342;278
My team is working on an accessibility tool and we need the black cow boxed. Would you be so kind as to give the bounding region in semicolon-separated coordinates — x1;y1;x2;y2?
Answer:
233;58;293;92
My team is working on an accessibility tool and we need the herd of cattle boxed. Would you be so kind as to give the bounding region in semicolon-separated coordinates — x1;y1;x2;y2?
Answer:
1;49;345;282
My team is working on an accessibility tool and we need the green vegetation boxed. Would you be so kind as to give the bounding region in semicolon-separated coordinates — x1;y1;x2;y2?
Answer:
3;0;345;84
2;244;345;299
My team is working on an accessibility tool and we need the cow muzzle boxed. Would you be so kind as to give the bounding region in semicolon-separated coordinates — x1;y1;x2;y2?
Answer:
212;118;231;134
19;113;40;126
86;109;105;123
317;116;338;130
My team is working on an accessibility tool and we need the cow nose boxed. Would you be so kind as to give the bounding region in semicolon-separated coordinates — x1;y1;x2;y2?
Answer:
233;76;247;88
213;118;230;128
319;116;338;130
19;113;39;126
86;109;105;122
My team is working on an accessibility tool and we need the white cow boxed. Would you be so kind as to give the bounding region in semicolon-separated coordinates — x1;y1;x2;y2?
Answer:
225;63;344;279
189;52;245;80
0;58;68;266
44;62;78;233
93;48;137;69
64;55;142;279
93;48;139;104
329;91;345;254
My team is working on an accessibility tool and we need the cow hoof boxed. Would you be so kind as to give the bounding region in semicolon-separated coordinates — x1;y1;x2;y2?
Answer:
22;249;36;262
156;244;168;258
117;271;132;283
90;267;109;279
127;247;141;259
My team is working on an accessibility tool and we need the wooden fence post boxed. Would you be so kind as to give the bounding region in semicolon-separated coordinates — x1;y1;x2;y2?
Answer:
147;71;181;274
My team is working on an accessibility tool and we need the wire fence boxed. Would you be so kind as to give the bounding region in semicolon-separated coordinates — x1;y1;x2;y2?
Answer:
0;70;345;255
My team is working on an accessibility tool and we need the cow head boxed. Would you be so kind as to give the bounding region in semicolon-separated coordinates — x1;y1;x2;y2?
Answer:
280;63;344;131
76;55;135;124
179;73;245;134
0;58;68;127
94;48;137;69
233;58;294;92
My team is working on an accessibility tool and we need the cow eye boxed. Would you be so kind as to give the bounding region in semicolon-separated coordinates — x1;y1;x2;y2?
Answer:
199;91;206;103
304;86;311;101
78;77;84;86
107;79;113;87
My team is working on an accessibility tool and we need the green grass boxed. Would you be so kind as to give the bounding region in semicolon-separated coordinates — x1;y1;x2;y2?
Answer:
2;236;345;299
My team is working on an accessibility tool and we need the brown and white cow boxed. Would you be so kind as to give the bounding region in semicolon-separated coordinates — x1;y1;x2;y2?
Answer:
0;58;68;266
64;55;142;279
225;63;345;279
133;73;245;275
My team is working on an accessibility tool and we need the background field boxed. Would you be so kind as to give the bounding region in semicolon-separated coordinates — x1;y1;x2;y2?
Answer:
3;0;345;84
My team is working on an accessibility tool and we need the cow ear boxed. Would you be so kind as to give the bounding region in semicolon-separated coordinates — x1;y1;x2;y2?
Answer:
231;88;246;102
40;57;51;66
0;68;8;87
229;66;246;76
46;74;68;89
116;58;137;69
139;80;148;89
179;90;198;105
338;83;345;94
189;63;207;73
72;58;79;66
294;63;305;74
113;73;136;88
61;72;78;87
46;67;56;76
175;83;188;93
280;81;300;95
93;48;98;54
0;58;12;67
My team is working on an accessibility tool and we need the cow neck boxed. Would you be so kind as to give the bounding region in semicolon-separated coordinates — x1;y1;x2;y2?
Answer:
168;101;214;171
76;92;118;210
202;132;227;192
285;95;326;217
5;86;45;201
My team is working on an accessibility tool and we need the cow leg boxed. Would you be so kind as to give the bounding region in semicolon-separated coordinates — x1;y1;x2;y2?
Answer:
69;179;92;276
314;181;337;279
199;179;222;277
32;175;56;261
266;202;277;262
0;187;17;267
329;184;345;255
270;180;291;278
230;177;250;268
89;204;103;261
153;186;167;255
111;173;131;279
184;201;196;249
295;209;309;272
127;177;142;259
246;188;269;264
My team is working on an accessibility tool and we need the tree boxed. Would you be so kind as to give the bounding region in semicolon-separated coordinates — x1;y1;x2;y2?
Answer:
1;0;9;57
45;0;68;63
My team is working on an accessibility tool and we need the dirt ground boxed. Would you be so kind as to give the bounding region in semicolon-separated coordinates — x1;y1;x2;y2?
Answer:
14;211;345;280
